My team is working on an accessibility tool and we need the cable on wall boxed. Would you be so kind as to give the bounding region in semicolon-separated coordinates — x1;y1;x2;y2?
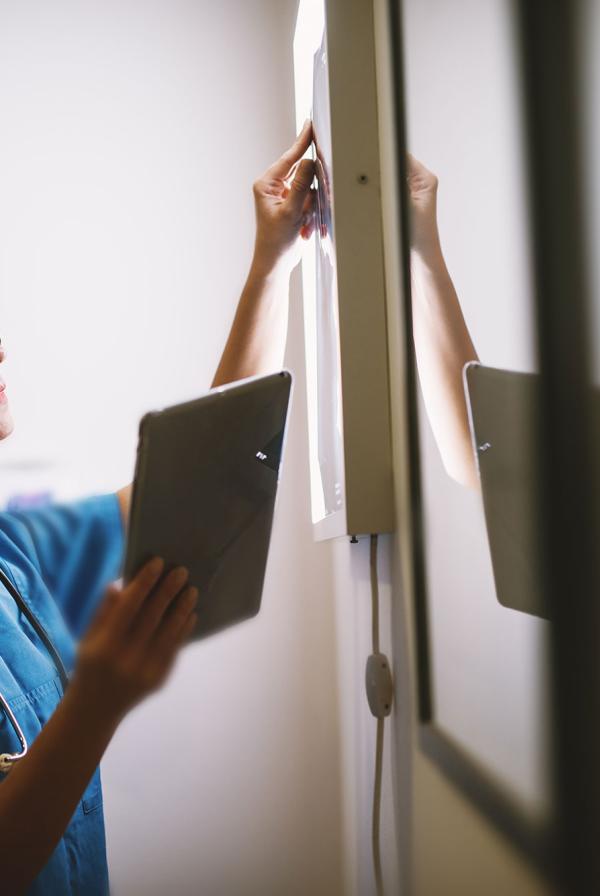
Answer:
365;533;393;896
370;534;380;655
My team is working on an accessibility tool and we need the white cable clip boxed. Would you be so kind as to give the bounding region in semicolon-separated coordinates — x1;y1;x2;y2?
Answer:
365;653;393;719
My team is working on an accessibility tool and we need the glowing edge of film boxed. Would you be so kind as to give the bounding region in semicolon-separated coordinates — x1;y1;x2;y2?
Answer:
294;0;326;525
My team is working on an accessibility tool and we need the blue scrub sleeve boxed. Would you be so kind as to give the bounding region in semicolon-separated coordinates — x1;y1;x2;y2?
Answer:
0;494;124;638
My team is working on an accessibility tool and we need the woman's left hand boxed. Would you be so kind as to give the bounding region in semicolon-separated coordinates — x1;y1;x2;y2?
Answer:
251;121;316;277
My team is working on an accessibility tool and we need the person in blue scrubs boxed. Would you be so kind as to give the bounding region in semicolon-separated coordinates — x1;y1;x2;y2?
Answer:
0;123;315;895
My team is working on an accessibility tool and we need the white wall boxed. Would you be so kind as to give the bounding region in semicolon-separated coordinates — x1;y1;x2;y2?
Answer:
0;2;344;893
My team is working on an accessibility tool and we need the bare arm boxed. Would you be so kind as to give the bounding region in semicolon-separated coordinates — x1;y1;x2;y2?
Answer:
118;123;316;524
408;154;480;488
0;559;197;893
211;263;291;387
212;121;315;386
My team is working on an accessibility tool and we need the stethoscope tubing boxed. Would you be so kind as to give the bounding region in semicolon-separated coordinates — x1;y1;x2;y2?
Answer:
0;691;28;773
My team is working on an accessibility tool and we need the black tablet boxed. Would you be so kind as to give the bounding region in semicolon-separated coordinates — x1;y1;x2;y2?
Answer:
124;371;292;640
463;362;545;619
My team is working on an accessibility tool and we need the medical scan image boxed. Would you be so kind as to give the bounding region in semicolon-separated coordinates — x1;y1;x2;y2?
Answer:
312;31;344;518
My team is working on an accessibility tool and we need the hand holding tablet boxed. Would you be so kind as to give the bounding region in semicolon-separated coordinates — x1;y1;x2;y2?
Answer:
124;372;292;641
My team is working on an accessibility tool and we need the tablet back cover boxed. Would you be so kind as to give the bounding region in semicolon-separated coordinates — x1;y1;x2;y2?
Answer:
464;363;547;619
125;372;292;640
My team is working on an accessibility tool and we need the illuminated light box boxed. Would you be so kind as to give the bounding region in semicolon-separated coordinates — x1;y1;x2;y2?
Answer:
294;0;394;539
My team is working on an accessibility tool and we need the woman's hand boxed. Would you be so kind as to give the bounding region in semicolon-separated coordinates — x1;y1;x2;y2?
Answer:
73;558;198;722
211;124;316;386
251;120;316;278
407;153;442;260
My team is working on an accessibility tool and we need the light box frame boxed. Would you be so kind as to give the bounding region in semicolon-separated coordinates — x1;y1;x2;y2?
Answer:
294;0;395;541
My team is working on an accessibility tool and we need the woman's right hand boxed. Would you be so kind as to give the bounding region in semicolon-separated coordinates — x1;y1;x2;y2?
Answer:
72;558;198;721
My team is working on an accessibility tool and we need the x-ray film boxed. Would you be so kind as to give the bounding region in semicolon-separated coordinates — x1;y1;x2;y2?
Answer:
312;32;344;517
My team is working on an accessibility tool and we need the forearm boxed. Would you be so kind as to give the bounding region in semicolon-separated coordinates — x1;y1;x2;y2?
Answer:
212;259;290;388
0;682;119;893
212;125;314;389
411;246;479;487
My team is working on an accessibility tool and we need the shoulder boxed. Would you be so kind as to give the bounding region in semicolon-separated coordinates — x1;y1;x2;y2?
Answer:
0;494;124;592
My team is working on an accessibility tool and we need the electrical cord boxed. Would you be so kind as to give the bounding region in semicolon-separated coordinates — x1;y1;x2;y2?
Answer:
373;716;385;896
370;533;385;896
370;534;380;656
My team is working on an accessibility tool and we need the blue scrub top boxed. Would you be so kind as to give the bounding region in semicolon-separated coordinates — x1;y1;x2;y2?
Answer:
0;493;124;895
